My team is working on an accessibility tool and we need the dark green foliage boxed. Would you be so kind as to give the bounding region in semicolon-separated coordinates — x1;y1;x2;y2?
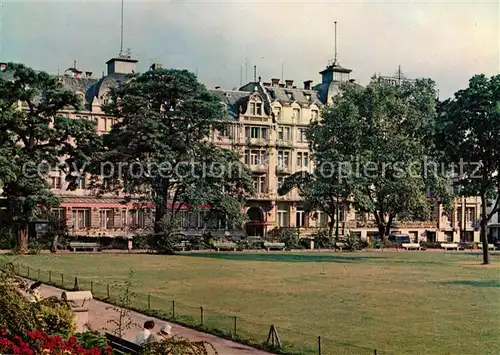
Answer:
301;77;448;240
266;227;301;249
90;68;252;248
75;331;109;350
310;229;334;249
0;63;101;252
436;74;500;264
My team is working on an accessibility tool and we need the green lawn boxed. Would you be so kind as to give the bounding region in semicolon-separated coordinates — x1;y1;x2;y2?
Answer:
4;251;500;355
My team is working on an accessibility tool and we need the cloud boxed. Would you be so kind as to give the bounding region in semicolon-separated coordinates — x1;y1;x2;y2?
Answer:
2;0;498;98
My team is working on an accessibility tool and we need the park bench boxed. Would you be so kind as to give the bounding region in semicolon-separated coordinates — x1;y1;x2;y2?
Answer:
263;242;286;251
441;243;459;251
61;291;93;333
401;242;421;251
478;243;495;250
105;332;141;355
68;242;100;252
336;242;346;251
213;241;236;251
174;240;189;251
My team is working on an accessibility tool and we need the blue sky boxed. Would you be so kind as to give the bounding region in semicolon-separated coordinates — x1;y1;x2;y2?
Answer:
1;0;499;98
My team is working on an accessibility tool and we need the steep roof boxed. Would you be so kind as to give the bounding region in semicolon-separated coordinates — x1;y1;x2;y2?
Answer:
209;88;250;120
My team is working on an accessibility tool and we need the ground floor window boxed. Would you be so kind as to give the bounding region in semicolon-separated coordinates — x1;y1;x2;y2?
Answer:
99;209;114;229
277;210;289;227
73;209;90;230
52;208;66;223
295;210;306;227
445;231;453;242
129;209;146;228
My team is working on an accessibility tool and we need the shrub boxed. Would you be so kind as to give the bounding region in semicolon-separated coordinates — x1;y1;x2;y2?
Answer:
420;241;441;249
141;337;218;355
267;227;301;249
133;235;152;250
343;234;364;251
311;229;334;249
75;331;109;350
38;297;76;338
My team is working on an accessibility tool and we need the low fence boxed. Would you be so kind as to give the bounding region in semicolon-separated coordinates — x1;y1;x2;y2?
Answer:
16;263;388;355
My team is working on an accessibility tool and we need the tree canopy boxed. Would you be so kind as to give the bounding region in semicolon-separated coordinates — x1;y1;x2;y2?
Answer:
0;63;100;252
287;76;449;241
91;68;253;238
436;74;500;264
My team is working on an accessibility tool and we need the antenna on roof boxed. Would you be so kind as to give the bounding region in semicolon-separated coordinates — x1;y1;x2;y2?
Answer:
119;0;124;56
240;65;242;86
281;62;284;83
334;21;338;64
196;68;198;77
253;65;257;83
245;44;248;82
73;60;77;69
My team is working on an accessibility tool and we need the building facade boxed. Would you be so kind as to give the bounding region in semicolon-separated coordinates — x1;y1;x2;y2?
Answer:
1;55;483;243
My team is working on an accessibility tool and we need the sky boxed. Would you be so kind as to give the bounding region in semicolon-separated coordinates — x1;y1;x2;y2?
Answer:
1;0;499;98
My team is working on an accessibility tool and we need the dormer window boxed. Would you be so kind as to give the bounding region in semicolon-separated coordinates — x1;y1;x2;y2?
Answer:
256;103;262;115
286;92;293;100
304;93;311;102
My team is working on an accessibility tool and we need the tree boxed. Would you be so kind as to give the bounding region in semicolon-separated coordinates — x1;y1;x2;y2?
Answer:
436;74;500;265
304;77;446;241
0;63;100;253
92;68;252;240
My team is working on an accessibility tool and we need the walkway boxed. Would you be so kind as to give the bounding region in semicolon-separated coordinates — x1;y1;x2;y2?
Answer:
37;283;272;355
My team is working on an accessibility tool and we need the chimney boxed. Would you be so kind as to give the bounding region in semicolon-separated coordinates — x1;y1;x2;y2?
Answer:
349;78;356;83
106;57;138;75
271;78;280;87
74;70;82;79
304;80;313;90
285;79;293;88
150;63;163;70
263;82;271;87
279;83;285;88
85;71;93;78
215;86;221;89
0;63;6;72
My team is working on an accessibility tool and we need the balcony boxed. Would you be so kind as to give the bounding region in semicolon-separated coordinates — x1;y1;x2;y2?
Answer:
276;139;292;147
249;164;268;173
392;221;436;229
246;138;268;146
276;165;292;174
253;192;273;200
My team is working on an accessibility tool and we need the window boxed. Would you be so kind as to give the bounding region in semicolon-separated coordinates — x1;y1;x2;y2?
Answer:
129;209;146;228
245;126;268;139
286;92;293;100
121;210;127;227
73;209;90;230
277;126;291;141
274;107;281;120
297;128;307;142
50;176;61;189
277;209;289;227
52;208;66;223
245;149;267;166
311;110;319;120
256;103;262;115
77;176;86;189
295;210;306;227
252;176;266;193
466;207;475;223
318;212;328;227
219;127;230;137
99;209;114;229
277;150;290;168
293;108;300;121
297;152;309;169
277;176;286;189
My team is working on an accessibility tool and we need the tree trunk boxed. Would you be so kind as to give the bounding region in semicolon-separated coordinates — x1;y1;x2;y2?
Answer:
17;224;28;254
480;195;491;265
51;235;58;253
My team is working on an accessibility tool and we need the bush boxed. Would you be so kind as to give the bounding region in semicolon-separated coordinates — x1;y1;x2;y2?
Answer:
133;235;152;250
419;242;441;249
267;227;301;249
343;234;364;251
0;230;16;250
141;337;218;355
38;297;76;338
311;229;334;249
75;331;109;350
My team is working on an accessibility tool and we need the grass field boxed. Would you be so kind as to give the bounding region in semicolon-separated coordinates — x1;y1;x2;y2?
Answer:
5;251;500;355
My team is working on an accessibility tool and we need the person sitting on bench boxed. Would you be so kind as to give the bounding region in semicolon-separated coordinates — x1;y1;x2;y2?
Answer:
135;320;155;345
146;324;172;343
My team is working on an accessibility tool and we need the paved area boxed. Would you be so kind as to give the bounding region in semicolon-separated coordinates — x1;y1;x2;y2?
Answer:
37;282;272;355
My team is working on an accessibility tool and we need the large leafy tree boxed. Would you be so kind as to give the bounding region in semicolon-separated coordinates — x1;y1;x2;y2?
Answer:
0;63;100;252
304;77;448;241
436;74;500;265
93;68;252;236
